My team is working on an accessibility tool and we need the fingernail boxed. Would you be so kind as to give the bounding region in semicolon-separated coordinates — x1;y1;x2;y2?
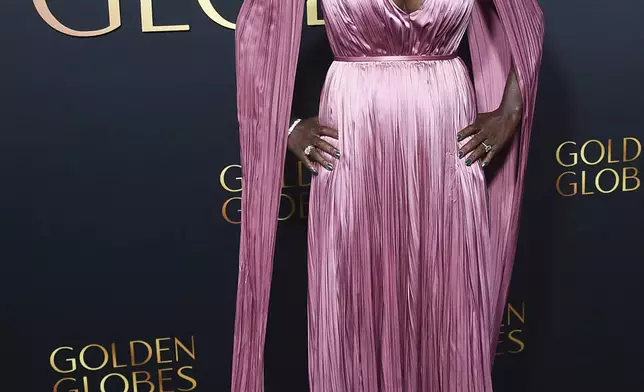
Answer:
335;151;341;158
465;158;472;166
325;163;334;171
311;168;318;175
456;133;462;141
481;161;487;168
458;151;464;158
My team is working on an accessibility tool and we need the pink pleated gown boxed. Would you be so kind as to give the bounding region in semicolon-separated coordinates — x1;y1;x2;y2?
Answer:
230;0;544;390
308;0;492;390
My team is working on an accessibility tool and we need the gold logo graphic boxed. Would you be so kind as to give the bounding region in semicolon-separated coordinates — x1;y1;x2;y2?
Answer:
50;336;197;392
220;163;311;224
33;0;324;37
496;301;526;355
555;137;641;196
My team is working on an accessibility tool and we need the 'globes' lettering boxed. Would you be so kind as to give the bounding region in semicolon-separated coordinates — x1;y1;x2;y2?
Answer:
555;137;641;196
50;336;197;392
33;0;324;36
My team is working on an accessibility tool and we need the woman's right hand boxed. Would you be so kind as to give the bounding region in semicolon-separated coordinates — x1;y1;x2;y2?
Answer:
288;116;340;174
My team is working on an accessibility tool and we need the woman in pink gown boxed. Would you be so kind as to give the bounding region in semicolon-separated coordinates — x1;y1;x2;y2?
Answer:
231;0;544;391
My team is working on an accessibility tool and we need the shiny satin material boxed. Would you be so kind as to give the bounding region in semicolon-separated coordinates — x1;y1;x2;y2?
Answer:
232;0;544;391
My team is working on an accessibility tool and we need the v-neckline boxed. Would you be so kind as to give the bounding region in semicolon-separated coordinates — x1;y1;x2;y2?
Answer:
387;0;426;16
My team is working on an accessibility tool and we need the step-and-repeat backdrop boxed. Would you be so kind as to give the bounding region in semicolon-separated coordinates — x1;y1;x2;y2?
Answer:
1;1;642;391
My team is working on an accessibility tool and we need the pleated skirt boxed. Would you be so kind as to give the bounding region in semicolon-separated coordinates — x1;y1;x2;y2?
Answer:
307;58;495;392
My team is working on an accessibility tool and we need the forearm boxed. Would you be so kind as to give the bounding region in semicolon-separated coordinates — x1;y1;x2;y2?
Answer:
498;66;523;118
483;0;523;116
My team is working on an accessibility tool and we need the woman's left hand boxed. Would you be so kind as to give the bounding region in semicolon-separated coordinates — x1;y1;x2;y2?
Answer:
457;66;524;168
456;106;523;168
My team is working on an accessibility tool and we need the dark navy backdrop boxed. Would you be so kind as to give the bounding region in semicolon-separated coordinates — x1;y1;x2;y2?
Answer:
1;1;642;391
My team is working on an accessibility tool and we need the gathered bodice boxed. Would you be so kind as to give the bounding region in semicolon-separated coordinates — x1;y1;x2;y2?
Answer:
321;0;475;57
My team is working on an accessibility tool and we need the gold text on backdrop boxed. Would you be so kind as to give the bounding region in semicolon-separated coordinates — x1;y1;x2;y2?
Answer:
50;336;197;392
496;302;526;355
33;0;324;36
555;137;641;196
220;163;311;224
33;0;121;37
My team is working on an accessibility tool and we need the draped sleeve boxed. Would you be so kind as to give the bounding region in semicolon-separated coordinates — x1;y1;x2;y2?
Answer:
231;1;304;391
467;0;544;361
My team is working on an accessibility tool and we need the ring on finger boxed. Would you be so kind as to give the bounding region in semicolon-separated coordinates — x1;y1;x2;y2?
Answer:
482;141;493;153
304;145;315;156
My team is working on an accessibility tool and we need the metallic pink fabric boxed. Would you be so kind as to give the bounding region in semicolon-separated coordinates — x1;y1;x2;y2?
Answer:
232;2;304;391
232;0;544;391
